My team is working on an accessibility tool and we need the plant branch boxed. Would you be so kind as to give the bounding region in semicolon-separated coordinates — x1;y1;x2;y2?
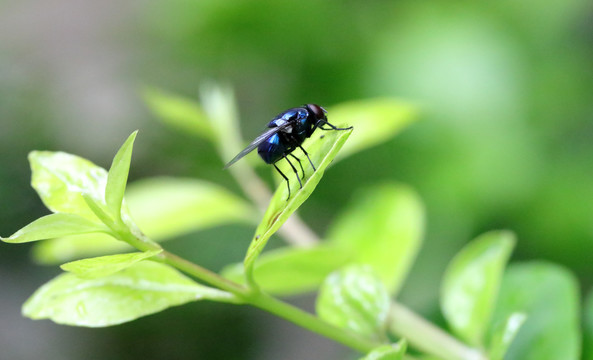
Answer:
159;247;380;353
160;250;248;296
388;302;486;360
247;291;380;353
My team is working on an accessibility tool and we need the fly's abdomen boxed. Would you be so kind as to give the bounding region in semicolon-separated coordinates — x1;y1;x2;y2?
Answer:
258;133;286;164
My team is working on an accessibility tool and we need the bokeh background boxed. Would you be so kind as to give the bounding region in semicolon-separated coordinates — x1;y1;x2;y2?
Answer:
1;0;592;359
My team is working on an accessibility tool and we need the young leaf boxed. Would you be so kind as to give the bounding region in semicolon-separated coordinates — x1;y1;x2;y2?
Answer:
29;151;108;220
32;233;129;264
328;98;418;162
124;177;256;239
327;183;424;295
221;245;352;296
60;250;163;279
489;262;580;360
105;131;137;219
243;128;352;284
32;177;255;264
440;230;515;346
1;213;108;243
360;340;407;360
23;261;238;327
488;313;527;360
316;265;390;341
143;87;215;141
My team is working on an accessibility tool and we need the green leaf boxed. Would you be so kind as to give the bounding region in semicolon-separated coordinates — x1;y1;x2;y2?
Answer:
440;230;515;346
221;245;352;296
23;261;238;327
316;265;390;341
489;262;580;360
488;312;527;360
31;177;254;264
327;183;424;295
124;177;255;240
243;128;352;285
1;213;108;243
105;131;137;219
143;87;215;141
60;250;163;279
32;233;128;264
360;340;407;360
328;98;418;162
29;151;108;220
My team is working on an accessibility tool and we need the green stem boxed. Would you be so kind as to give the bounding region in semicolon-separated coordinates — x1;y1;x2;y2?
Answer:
159;248;379;353
160;251;247;296
388;302;486;360
247;291;381;353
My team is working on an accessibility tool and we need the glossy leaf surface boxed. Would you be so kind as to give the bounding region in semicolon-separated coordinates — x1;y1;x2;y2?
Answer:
490;262;580;360
60;250;162;279
316;265;390;341
23;261;236;327
105;131;137;218
2;213;107;243
441;230;515;346
29;151;108;221
327;183;424;294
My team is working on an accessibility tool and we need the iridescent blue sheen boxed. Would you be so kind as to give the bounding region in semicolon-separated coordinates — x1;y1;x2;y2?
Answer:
258;133;286;164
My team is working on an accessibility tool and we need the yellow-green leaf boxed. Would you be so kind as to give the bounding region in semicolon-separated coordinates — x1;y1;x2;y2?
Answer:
23;261;237;327
440;230;515;346
60;250;162;279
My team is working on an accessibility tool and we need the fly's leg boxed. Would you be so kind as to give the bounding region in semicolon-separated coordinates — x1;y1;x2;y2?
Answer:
319;120;353;131
298;145;316;172
288;153;305;179
284;155;302;189
273;163;291;200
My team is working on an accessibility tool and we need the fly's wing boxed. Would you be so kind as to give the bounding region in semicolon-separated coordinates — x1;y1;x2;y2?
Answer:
223;123;291;169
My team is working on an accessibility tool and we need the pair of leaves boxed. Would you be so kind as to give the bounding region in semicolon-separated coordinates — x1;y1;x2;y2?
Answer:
440;232;581;360
3;132;139;245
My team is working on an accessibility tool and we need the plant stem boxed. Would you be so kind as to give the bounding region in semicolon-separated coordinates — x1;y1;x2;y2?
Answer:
159;248;380;353
247;291;380;353
388;302;486;360
160;250;247;296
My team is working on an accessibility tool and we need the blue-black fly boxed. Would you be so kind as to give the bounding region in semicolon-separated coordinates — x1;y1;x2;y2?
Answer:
224;104;352;199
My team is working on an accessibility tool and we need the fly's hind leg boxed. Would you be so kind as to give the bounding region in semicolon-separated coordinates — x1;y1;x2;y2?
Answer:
284;155;302;189
297;145;316;172
273;163;291;200
288;153;305;179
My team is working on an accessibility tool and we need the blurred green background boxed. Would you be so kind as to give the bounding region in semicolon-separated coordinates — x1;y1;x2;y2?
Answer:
1;0;592;359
